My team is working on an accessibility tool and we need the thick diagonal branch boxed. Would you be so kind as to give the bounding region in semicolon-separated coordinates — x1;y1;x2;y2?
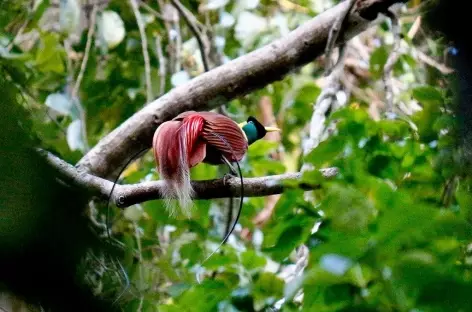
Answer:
77;0;407;179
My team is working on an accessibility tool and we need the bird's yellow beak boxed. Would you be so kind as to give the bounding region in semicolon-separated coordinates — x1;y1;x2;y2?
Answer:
238;121;280;132
264;126;280;132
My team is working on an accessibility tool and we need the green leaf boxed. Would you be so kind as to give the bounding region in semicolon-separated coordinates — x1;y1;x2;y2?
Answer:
369;46;388;78
35;33;65;74
253;272;284;303
319;184;376;233
305;136;345;168
294;83;320;106
247;140;279;157
166;282;191;298
177;280;232;311
301;168;325;186
180;241;204;265
412;85;443;105
262;215;315;261
230;287;254;312
241;250;267;271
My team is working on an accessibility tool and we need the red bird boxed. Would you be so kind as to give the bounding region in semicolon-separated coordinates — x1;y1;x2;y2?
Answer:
152;111;279;215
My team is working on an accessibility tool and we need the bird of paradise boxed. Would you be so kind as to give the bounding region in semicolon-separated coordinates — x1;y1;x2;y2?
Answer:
152;110;280;216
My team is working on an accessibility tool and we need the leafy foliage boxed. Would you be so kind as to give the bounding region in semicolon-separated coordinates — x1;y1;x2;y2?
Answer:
3;0;472;311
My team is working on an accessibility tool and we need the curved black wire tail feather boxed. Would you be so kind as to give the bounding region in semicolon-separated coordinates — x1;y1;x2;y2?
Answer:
197;132;245;280
105;147;149;304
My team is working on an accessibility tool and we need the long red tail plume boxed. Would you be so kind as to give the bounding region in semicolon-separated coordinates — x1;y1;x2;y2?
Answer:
152;115;206;216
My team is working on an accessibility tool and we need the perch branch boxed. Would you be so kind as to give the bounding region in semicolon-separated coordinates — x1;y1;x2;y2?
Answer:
39;150;337;208
77;0;408;179
113;168;338;208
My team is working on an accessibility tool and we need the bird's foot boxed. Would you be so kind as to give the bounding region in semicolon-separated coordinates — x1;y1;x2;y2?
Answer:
223;173;237;186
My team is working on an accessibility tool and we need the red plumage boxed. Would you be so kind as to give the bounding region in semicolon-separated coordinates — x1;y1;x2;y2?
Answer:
152;111;248;215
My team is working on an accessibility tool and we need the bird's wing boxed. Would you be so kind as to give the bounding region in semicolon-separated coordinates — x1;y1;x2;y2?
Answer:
200;113;248;162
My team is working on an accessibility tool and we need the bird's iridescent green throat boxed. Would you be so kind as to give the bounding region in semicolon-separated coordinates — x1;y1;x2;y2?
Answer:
239;116;280;145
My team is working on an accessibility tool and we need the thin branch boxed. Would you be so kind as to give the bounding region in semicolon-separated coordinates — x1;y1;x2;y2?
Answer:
170;0;210;72
324;0;356;72
173;18;182;73
157;0;179;75
382;9;401;112
139;1;164;20
130;0;153;103
69;4;97;152
155;34;167;96
6;17;30;51
72;5;98;98
302;46;347;173
39;149;337;208
417;50;454;75
115;168;338;208
77;0;407;179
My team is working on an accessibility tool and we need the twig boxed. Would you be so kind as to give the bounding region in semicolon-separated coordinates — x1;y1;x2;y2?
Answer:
407;15;421;38
72;5;98;98
382;9;401;112
324;0;357;73
170;0;210;72
417;50;454;75
6;17;30;51
174;18;182;73
39;149;338;208
302;46;347;173
74;97;91;152
134;223;145;312
69;4;96;152
157;0;178;75
130;0;153;103
155;34;167;96
139;1;164;20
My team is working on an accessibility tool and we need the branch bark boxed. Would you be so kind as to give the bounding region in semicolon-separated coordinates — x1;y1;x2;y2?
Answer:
40;150;338;209
77;0;407;179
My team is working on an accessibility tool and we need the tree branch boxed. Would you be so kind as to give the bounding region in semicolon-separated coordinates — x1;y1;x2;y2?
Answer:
39;150;338;209
77;0;407;179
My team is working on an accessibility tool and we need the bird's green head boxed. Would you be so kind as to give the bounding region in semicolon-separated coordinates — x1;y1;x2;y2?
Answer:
238;116;280;145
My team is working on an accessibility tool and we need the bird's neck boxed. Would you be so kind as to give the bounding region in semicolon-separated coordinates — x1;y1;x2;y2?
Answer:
241;123;259;145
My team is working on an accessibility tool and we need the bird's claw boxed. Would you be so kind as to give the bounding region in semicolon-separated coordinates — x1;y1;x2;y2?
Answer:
223;173;236;186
